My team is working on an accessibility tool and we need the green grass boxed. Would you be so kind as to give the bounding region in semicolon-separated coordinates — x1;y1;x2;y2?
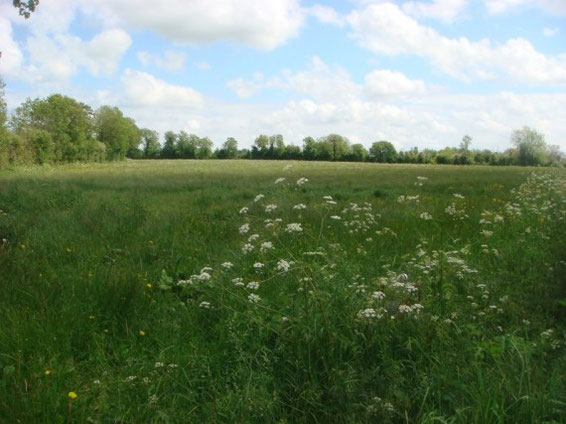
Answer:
0;160;565;423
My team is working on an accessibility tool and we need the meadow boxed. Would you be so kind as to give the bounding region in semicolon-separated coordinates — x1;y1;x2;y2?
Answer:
0;160;565;423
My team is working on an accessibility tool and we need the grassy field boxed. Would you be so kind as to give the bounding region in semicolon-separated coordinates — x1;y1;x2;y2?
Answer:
0;160;565;423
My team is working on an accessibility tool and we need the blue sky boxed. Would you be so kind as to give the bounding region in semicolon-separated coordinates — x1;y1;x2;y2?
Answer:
1;0;565;151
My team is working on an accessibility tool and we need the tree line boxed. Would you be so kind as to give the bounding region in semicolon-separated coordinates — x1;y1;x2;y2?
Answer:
0;82;563;168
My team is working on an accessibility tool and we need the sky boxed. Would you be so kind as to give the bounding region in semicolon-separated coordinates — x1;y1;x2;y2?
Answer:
1;0;565;152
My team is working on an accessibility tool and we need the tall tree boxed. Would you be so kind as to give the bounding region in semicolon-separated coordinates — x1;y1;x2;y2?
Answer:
161;131;178;159
95;106;139;161
177;130;196;158
511;126;547;166
370;141;397;163
218;137;238;159
140;129;161;158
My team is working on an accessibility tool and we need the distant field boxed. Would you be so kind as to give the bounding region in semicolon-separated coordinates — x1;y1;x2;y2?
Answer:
0;160;565;423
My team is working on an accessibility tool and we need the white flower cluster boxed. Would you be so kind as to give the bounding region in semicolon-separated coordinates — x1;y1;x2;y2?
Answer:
239;223;250;234
293;203;307;210
276;259;291;272
260;241;274;252
265;204;278;213
254;194;265;203
285;223;303;233
296;177;309;186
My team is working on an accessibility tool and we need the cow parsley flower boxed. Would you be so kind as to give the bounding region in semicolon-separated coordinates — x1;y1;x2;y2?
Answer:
239;207;248;215
248;294;261;303
330;215;341;220
248;234;259;242
285;223;303;233
239;223;250;234
221;262;234;269
246;281;259;290
260;241;274;251
242;243;254;254
265;204;278;213
276;259;291;272
253;262;264;268
254;194;265;203
293;203;307;210
274;177;286;184
419;212;433;220
199;301;211;309
296;177;309;186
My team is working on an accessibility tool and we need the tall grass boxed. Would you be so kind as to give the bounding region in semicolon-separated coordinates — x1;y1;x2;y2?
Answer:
0;160;564;422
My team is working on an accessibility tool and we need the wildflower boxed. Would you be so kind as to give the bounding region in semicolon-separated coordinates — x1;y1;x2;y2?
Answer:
239;223;250;234
154;362;165;368
246;281;259;290
232;277;244;286
93;380;100;385
254;194;265;203
124;376;137;382
276;259;291;272
68;391;78;399
285;223;303;233
296;177;309;186
260;241;274;251
239;207;248;215
221;262;234;269
199;301;211;309
274;177;286;184
44;369;52;376
419;212;433;220
253;262;264;269
371;291;385;300
200;267;213;273
138;330;146;336
146;283;152;289
293;203;307;210
360;308;376;318
248;294;261;303
283;164;292;171
265;204;278;213
480;230;493;237
323;195;333;200
248;234;259;242
453;193;465;199
330;215;341;220
242;243;254;254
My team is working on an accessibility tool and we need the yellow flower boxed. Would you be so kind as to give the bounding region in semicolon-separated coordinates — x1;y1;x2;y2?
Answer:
44;369;52;376
139;330;146;336
68;391;77;399
146;283;152;289
20;244;26;250
66;248;72;253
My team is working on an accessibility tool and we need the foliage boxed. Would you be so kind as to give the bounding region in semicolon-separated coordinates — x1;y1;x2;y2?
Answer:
95;106;140;161
13;0;39;19
511;126;548;166
370;140;398;163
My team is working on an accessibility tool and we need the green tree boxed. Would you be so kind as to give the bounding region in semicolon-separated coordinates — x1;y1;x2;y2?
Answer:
177;130;196;159
320;134;350;161
141;129;161;158
252;134;269;158
370;141;397;163
217;137;238;159
302;136;317;160
162;131;178;158
511;126;548;166
195;136;213;159
95;106;139;161
460;135;472;152
348;143;368;162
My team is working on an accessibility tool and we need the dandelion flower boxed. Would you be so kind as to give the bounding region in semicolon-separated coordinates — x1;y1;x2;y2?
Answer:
44;369;52;376
68;391;78;399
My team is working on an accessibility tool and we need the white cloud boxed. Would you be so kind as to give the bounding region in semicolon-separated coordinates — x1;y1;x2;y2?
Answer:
402;0;469;22
364;70;426;98
81;0;304;50
120;68;203;108
543;27;560;37
308;5;345;27
347;2;566;85
137;50;187;71
0;18;25;78
22;29;131;83
484;0;566;15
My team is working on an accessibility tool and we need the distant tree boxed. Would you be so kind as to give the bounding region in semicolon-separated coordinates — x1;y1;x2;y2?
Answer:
95;106;139;161
195;136;213;159
141;129;160;158
217;137;238;159
370;141;397;163
283;144;301;160
161;131;178;158
460;135;472;152
269;134;285;159
177;130;196;159
252;134;269;158
348;143;368;162
302;136;317;160
511;126;547;166
321;134;350;161
547;144;564;165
